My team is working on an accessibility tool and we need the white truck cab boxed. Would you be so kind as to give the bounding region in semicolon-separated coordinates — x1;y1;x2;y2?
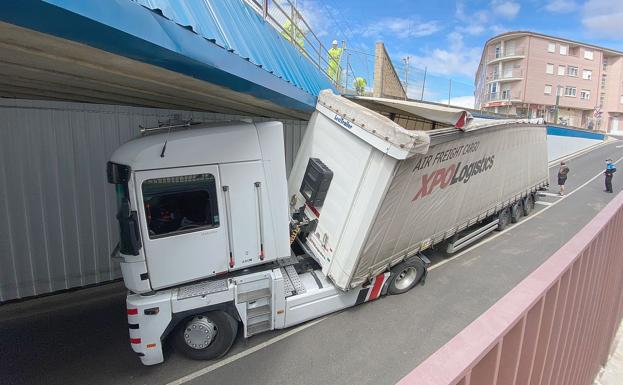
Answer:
108;121;290;292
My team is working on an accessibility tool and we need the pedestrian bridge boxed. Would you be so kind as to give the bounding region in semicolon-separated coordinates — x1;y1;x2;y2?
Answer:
0;0;333;119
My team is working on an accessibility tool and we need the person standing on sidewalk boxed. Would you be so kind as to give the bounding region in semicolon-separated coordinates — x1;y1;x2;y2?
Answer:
604;159;616;193
557;161;570;195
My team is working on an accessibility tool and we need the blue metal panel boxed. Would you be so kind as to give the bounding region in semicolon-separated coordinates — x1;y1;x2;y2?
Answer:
1;0;333;112
547;125;605;140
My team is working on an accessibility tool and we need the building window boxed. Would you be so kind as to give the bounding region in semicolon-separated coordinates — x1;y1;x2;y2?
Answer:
567;66;578;77
584;50;594;60
544;84;552;95
560;44;568;55
620;95;623;104
580;90;590;100
582;70;592;80
558;65;566;76
546;63;554;74
564;86;577;97
142;173;220;239
548;42;556;53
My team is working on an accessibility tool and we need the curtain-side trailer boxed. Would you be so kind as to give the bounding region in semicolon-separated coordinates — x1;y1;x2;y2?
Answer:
107;90;548;365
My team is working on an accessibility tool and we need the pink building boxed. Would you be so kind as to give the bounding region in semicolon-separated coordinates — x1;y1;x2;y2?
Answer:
475;31;623;131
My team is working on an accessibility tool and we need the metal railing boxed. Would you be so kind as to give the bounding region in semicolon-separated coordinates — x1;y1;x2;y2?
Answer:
488;47;526;62
485;90;522;102
398;192;623;385
489;68;523;81
244;0;341;88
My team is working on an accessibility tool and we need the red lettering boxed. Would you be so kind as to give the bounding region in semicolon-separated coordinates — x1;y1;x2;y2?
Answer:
440;164;456;188
412;172;433;201
412;163;458;202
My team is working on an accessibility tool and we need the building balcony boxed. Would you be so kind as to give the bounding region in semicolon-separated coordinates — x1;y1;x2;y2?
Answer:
486;69;523;83
487;47;525;63
482;91;522;107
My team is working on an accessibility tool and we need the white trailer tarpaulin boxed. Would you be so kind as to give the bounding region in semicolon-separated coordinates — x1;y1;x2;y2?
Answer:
353;125;548;287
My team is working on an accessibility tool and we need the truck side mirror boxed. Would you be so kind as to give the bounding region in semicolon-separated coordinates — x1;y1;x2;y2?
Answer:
117;198;142;256
300;158;333;208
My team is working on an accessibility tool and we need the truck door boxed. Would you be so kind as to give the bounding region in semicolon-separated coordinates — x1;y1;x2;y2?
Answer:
219;161;265;270
135;165;228;289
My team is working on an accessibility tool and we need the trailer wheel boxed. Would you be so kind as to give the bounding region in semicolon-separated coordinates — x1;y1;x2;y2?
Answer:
497;208;511;231
387;258;426;295
173;311;238;361
510;201;523;223
523;194;534;216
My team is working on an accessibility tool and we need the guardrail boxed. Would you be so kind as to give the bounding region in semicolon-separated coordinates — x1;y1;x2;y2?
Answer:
398;191;623;385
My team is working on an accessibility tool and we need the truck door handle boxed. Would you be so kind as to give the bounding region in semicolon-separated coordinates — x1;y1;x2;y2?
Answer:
222;186;235;268
254;182;265;260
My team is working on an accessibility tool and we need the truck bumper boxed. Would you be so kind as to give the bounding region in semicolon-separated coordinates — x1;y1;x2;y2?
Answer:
126;291;173;366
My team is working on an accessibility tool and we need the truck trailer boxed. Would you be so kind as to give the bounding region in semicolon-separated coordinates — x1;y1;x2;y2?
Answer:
107;90;548;365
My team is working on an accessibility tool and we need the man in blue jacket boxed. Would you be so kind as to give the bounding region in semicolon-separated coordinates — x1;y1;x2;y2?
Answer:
604;159;616;193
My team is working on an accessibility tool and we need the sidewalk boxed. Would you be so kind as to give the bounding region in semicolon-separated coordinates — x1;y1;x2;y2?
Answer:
595;320;623;385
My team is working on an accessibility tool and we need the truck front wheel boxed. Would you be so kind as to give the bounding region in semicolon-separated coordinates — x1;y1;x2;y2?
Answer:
387;258;426;295
173;311;238;361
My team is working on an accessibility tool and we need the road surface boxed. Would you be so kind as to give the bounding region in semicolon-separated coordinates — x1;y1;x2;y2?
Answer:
1;140;621;385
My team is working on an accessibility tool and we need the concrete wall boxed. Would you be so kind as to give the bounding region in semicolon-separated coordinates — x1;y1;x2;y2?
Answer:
373;42;406;99
547;125;605;162
0;99;307;302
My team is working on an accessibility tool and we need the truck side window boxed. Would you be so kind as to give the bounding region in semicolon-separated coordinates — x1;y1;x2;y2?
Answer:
142;173;219;239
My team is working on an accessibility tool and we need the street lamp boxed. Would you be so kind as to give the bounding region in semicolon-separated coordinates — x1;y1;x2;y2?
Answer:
554;86;563;124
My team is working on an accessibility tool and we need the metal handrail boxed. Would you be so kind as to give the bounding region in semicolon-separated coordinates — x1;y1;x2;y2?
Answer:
244;0;347;89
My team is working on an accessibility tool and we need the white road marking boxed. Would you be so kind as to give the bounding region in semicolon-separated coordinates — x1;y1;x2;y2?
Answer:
429;153;623;272
538;192;563;198
616;145;623;148
167;146;623;384
166;317;327;385
535;201;554;206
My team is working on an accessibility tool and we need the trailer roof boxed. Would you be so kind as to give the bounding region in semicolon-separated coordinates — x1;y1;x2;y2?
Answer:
318;91;544;160
352;96;472;129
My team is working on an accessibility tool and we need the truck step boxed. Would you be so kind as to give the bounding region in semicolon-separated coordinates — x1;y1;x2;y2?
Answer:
177;278;229;300
247;305;271;319
238;288;271;303
284;265;306;295
247;320;271;336
280;267;295;297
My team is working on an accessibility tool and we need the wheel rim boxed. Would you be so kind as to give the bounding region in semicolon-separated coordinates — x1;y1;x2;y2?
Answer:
184;316;218;350
394;267;418;290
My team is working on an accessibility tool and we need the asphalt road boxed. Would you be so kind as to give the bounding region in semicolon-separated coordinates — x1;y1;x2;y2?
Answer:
1;140;622;385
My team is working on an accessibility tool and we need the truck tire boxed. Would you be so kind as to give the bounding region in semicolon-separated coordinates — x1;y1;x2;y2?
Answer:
497;208;511;231
387;258;426;295
173;311;238;361
523;194;534;216
510;201;523;223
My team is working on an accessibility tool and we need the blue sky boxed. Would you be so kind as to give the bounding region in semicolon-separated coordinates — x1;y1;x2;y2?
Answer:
296;0;623;107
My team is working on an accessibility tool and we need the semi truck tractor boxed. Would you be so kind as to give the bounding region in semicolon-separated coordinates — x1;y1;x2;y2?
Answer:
107;90;548;365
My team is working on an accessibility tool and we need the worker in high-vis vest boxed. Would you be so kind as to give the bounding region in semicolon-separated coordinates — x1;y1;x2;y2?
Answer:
354;77;367;95
282;19;305;49
327;40;343;83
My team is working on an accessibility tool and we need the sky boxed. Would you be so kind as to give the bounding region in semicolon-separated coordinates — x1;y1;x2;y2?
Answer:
293;0;623;108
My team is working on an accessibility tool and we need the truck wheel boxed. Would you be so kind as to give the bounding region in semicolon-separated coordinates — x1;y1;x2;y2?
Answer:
173;311;238;361
497;208;511;231
510;201;523;223
387;258;426;295
523;194;534;216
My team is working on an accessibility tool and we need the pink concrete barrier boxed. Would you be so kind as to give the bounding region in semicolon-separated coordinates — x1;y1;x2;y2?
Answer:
398;192;623;385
